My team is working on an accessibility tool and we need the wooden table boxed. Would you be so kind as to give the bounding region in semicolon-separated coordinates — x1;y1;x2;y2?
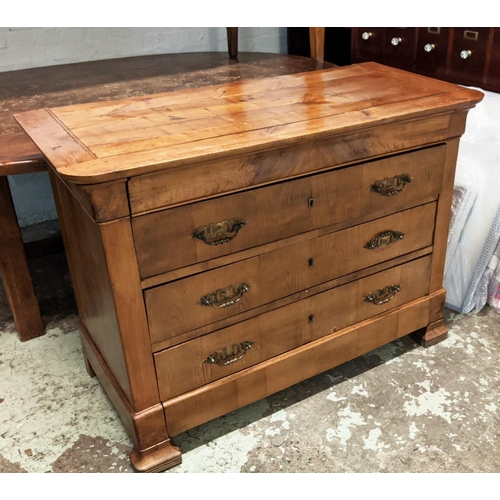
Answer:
0;52;329;341
15;62;482;471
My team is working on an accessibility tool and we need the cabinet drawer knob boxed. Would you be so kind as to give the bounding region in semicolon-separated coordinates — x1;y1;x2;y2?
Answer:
460;49;473;59
362;31;373;40
391;37;402;46
363;284;401;305
204;340;255;366
192;217;247;246
424;43;436;52
370;173;413;197
199;282;250;309
364;230;405;250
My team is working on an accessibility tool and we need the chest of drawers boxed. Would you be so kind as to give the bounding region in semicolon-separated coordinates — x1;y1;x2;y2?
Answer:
15;62;482;472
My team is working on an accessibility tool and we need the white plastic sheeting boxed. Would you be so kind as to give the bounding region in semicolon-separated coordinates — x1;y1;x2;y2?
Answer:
444;88;500;314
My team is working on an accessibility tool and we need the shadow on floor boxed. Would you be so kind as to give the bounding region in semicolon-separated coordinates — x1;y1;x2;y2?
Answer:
175;333;421;454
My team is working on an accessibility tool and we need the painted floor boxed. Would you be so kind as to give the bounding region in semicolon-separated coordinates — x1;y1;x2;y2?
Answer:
1;251;499;473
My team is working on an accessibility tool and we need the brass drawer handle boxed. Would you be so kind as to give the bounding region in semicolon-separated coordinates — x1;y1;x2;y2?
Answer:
199;282;250;308
364;230;405;250
363;284;401;305
204;340;255;366
370;174;413;196
192;217;247;246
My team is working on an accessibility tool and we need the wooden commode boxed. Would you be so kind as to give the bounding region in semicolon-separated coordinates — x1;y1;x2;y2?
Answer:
15;62;483;472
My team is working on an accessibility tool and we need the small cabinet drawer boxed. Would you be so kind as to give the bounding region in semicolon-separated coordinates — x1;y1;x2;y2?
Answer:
415;28;451;78
154;255;432;400
449;28;490;85
133;145;446;278
384;28;417;71
352;28;386;63
487;29;500;90
145;203;436;345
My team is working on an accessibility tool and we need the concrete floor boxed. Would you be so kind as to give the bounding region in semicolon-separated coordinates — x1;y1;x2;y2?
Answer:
0;251;499;473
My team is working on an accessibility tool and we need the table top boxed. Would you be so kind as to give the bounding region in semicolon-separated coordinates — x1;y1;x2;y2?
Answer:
0;52;326;175
15;62;483;185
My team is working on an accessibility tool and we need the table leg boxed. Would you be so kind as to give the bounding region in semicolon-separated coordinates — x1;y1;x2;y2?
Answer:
0;176;44;341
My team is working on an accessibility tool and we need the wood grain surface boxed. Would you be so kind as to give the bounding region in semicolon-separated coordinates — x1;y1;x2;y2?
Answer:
0;177;44;341
133;146;445;278
1;52;331;170
10;57;483;472
163;294;432;436
14;62;483;184
155;255;432;400
145;204;436;345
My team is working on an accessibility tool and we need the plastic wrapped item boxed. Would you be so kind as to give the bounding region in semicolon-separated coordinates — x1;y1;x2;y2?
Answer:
471;222;500;312
444;88;500;314
487;242;500;313
444;173;478;279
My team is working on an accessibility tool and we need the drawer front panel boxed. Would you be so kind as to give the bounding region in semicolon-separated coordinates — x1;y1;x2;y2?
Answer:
449;28;490;86
134;145;445;278
487;29;500;90
146;203;436;345
352;28;386;63
163;295;431;435
155;255;432;400
128;114;452;216
415;28;452;78
383;28;417;71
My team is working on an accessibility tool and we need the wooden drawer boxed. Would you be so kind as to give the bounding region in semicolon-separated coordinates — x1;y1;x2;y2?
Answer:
487;29;500;90
133;145;445;278
155;254;432;400
384;28;417;71
415;28;451;79
449;28;490;86
352;28;386;63
146;202;436;345
164;294;432;436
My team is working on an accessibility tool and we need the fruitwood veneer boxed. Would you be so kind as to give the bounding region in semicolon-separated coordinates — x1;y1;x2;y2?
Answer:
0;52;331;341
15;62;482;472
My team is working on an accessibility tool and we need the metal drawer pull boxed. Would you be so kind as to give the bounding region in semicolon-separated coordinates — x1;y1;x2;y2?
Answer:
199;282;250;308
192;217;247;246
364;230;405;250
362;31;373;40
460;49;473;59
363;284;401;305
424;43;436;52
370;173;413;196
391;37;402;46
204;340;255;366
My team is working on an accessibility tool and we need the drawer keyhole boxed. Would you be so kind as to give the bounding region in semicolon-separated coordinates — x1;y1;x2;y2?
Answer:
308;258;314;267
308;197;314;208
308;314;314;323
